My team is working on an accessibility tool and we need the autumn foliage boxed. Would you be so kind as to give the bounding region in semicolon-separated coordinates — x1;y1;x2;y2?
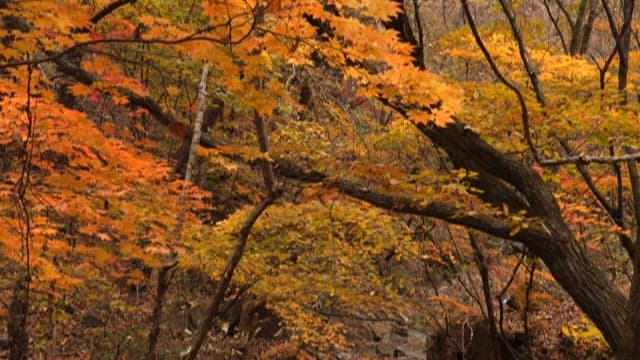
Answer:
2;0;640;359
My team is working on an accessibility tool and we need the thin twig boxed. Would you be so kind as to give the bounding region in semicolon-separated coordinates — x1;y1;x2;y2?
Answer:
540;151;640;165
459;0;541;163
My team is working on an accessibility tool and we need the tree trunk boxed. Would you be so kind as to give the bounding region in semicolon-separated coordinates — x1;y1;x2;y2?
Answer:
183;113;278;359
469;232;502;360
577;0;599;54
618;159;640;358
618;0;633;92
417;120;628;350
146;64;210;360
379;3;631;350
8;275;29;360
569;0;588;55
618;262;640;359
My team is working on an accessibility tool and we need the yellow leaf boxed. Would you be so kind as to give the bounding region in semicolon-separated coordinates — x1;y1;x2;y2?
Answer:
166;85;180;97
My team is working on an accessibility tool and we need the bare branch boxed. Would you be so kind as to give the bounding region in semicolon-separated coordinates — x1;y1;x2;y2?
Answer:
184;113;277;360
602;0;619;37
459;0;541;163
497;0;546;106
542;0;569;54
540;151;640;166
557;139;616;217
610;143;624;222
553;0;576;28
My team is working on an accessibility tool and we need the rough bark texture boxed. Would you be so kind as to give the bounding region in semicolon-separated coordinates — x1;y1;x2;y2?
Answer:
417;120;627;349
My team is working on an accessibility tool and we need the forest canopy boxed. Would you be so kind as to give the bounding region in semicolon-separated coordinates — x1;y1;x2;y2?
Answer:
2;0;640;359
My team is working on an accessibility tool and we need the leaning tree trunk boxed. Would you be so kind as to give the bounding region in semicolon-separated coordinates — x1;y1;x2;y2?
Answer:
417;121;628;350
377;0;631;351
183;113;278;360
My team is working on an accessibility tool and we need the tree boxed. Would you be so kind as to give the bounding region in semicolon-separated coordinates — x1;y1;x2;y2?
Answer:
2;0;640;358
384;0;640;356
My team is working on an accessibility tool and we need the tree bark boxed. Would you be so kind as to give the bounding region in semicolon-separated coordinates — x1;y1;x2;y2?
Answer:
578;0;599;54
618;159;640;358
469;232;502;360
416;121;628;349
173;63;210;240
618;0;633;92
569;0;590;55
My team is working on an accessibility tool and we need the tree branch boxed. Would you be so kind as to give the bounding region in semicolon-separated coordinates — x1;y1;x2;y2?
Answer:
557;139;616;216
553;0;576;28
601;0;619;37
183;113;277;360
0;7;259;70
626;151;640;249
497;0;547;106
91;0;136;24
556;139;636;261
540;151;640;166
542;0;569;54
460;0;541;163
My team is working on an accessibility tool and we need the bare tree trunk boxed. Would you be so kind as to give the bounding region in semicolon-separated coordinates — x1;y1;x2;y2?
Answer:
8;274;29;360
543;0;598;55
173;63;211;240
146;262;178;360
618;0;634;92
146;63;211;360
578;0;600;54
469;232;501;360
570;0;589;54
